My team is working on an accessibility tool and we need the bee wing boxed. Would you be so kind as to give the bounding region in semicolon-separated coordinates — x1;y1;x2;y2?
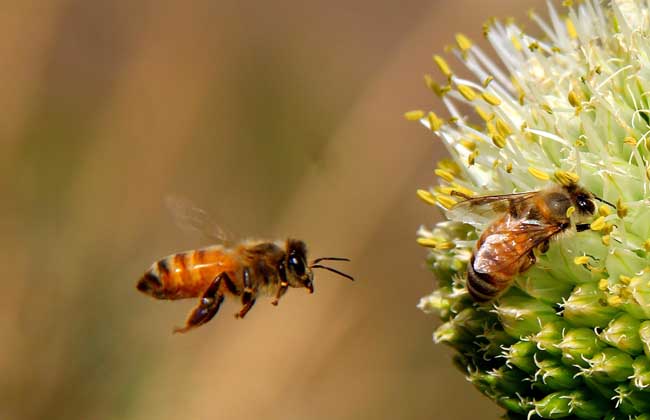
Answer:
447;191;539;225
473;217;563;273
164;195;232;244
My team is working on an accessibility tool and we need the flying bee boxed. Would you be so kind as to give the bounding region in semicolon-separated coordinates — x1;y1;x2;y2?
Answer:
136;197;353;333
448;183;611;302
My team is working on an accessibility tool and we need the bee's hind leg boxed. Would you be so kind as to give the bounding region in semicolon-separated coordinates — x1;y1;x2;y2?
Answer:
235;267;256;319
173;273;227;334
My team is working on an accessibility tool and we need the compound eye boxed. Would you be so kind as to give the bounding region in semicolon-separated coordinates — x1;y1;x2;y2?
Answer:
576;194;595;214
289;255;305;276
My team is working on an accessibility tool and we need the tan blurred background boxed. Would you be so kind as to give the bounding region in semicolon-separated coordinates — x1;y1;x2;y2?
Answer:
1;1;545;419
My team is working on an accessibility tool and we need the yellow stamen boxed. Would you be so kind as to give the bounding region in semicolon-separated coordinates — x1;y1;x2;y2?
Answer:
433;55;452;79
574;256;589;265
554;170;579;186
624;136;637;146
436;194;457;210
483;76;493;87
482;91;502;106
404;110;424;121
644;239;650;252
598;278;609;291
460;139;476;150
457;84;477;101
510;35;522;51
416;189;436;205
598;205;612;217
496;119;512;137
434;169;455;183
468;150;478;166
590;216;607;231
416;237;439;248
565;17;577;39
455;33;473;51
568;90;581;107
492;134;506;149
427;111;444;131
528;167;550;181
505;162;513;173
616;199;628;218
619;275;632;285
607;295;623;307
601;235;610;246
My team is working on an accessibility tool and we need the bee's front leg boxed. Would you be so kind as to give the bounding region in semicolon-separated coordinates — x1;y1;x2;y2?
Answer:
173;272;227;334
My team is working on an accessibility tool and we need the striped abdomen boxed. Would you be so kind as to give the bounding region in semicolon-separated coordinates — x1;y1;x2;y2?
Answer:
137;246;240;300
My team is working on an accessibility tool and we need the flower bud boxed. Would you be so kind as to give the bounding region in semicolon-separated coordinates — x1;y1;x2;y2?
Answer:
599;313;643;355
494;295;558;339
582;348;634;384
556;327;605;368
562;283;620;328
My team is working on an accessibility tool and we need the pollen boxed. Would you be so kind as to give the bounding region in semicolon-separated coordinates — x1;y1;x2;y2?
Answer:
554;170;580;186
598;205;612;217
427;111;444;131
416;189;436;205
404;110;425;121
616;199;628;218
435;194;457;209
495;119;512;137
528;167;550;181
433;55;452;79
599;278;609;291
565;17;578;39
457;84;477;101
574;255;590;265
434;169;455;183
481;91;502;106
644;240;650;252
492;134;506;149
590;216;607;231
566;206;575;218
455;33;473;52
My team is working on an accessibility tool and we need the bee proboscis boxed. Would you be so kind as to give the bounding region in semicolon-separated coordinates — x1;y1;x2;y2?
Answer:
136;199;353;333
448;183;609;302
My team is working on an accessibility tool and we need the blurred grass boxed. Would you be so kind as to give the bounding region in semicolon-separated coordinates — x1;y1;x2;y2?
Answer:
1;1;544;419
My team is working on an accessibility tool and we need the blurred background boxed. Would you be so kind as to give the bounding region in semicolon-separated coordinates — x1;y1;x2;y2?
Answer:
1;0;546;419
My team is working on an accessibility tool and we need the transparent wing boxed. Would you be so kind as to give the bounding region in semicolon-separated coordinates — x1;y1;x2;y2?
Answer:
164;194;232;244
447;190;539;225
473;217;561;273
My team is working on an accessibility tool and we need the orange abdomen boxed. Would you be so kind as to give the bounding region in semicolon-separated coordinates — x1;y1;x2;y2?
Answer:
137;246;240;300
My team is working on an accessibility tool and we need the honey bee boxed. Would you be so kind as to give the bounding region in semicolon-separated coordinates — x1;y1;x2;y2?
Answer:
136;198;353;333
448;183;608;302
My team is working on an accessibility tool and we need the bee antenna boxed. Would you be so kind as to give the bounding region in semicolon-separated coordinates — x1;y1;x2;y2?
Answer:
594;195;616;209
311;256;351;264
310;264;354;281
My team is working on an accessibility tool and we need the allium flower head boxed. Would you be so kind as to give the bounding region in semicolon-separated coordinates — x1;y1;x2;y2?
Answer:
412;1;650;418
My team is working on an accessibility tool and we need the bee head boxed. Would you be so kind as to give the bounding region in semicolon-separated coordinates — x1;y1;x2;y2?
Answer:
566;185;596;216
285;239;313;293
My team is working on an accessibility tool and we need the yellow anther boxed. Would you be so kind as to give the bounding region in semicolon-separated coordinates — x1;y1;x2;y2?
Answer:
483;76;493;87
457;84;477;101
568;90;581;107
496;119;512;137
541;104;553;114
436;194;457;210
590;216;607;231
565;17;577;39
416;189;436;205
505;162;513;173
455;33;473;51
433;55;452;79
510;35;522;51
599;204;612;217
616;199;628;218
482;91;502;106
598;278;609;291
566;206;575;218
436;241;456;250
475;106;493;122
528;167;550;181
601;235;610;246
527;41;540;52
460;139;476;151
427;111;444;131
554;170;580;186
574;255;590;265
607;295;623;307
468;150;479;166
624;136;637;146
451;185;474;198
434;169;455;183
644;240;650;252
492;134;506;149
619;275;632;285
404;110;425;121
437;159;461;175
416;237;439;248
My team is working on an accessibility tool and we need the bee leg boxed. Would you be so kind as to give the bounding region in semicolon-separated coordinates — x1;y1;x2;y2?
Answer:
519;251;537;273
539;240;550;254
173;273;226;334
271;261;288;306
271;282;288;306
576;223;590;232
235;267;256;319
